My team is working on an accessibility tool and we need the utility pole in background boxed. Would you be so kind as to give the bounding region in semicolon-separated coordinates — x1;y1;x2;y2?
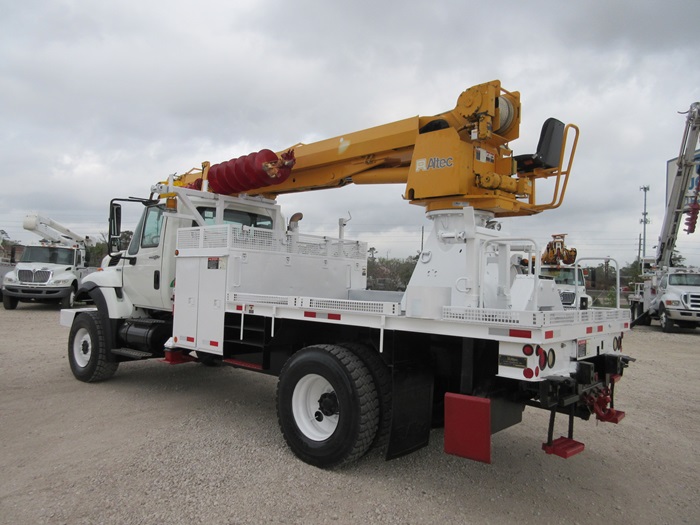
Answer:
637;233;642;263
640;185;650;258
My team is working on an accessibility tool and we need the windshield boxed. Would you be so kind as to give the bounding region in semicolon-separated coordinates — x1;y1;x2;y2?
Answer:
540;267;585;286
21;246;74;265
668;274;700;286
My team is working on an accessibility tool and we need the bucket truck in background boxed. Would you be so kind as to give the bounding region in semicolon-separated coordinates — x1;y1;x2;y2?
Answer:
538;234;592;310
60;80;632;469
2;214;95;310
0;231;18;298
629;102;700;331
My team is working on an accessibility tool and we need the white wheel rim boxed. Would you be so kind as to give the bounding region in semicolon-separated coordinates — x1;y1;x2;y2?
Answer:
292;374;339;441
73;327;92;368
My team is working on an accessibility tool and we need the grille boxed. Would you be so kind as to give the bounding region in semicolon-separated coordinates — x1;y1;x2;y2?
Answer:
559;291;576;305
686;293;700;309
18;269;51;283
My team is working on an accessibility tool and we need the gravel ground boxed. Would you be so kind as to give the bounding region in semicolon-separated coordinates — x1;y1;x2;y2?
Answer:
1;303;698;524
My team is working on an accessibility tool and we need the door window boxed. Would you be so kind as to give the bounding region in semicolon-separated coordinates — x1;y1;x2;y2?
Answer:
128;205;164;255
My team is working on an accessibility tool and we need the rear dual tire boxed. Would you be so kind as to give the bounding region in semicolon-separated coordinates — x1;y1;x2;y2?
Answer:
277;344;379;469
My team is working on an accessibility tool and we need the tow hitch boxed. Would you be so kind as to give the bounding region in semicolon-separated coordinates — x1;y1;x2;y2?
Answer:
542;374;626;458
584;374;625;424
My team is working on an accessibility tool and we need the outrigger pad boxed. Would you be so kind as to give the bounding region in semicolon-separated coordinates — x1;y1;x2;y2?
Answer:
601;410;626;424
542;437;585;459
444;393;491;463
161;349;196;365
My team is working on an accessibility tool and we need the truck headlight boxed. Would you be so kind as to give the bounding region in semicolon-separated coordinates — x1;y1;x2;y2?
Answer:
665;299;681;307
51;278;72;285
3;276;17;284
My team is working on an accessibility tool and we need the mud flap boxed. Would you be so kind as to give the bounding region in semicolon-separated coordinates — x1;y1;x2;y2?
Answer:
444;394;491;463
385;366;433;459
444;393;523;463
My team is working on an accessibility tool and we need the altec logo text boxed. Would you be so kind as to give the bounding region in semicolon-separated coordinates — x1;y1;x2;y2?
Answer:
416;157;453;172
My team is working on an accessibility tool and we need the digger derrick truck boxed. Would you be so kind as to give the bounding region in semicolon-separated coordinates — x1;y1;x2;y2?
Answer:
538;234;592;310
3;214;94;310
61;80;632;468
629;102;700;331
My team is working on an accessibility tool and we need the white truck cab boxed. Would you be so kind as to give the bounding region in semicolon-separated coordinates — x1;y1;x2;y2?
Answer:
2;214;94;310
2;241;92;309
651;268;700;331
539;265;591;309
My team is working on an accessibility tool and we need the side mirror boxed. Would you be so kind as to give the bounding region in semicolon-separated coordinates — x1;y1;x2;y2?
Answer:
109;202;122;254
110;202;122;236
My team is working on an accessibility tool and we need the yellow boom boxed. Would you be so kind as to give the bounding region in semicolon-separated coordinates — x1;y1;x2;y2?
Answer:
180;80;578;217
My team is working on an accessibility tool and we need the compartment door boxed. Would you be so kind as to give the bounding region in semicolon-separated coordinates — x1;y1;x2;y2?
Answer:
196;256;227;355
173;257;200;350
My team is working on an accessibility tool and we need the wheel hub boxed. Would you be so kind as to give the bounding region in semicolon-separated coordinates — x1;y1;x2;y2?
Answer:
72;328;92;368
318;392;339;417
291;373;340;441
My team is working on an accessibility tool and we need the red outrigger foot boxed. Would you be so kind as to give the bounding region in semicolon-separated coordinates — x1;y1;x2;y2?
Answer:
601;410;625;424
161;349;196;364
542;437;585;459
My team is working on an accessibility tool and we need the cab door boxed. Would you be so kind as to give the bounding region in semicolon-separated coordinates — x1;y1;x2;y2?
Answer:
122;205;168;310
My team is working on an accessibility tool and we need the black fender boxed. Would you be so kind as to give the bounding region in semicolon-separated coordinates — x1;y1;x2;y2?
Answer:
80;283;118;353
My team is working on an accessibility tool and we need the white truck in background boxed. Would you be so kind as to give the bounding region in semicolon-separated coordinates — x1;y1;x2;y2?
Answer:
0;235;17;299
629;102;700;331
631;267;700;331
2;214;95;310
538;234;592;310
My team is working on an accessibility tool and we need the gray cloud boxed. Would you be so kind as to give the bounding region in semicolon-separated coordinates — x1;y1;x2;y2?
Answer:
1;0;699;266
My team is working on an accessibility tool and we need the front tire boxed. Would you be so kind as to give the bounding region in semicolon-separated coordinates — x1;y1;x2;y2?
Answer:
60;285;76;309
3;294;18;310
659;305;674;333
68;311;119;382
277;344;379;468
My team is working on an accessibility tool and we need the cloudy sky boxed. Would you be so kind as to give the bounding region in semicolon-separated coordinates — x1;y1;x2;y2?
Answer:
2;0;699;267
